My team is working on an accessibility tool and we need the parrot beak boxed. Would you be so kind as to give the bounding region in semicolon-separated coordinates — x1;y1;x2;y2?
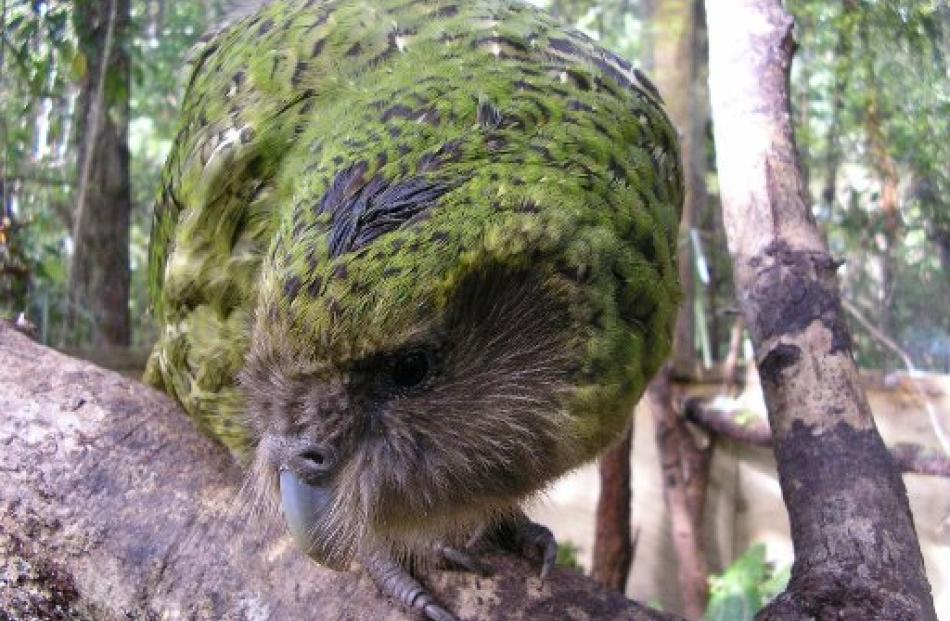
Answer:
279;469;345;569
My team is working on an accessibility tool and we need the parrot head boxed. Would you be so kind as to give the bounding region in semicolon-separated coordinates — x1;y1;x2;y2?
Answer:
240;252;588;568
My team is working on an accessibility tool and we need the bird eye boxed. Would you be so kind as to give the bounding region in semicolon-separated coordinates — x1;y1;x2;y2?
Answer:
391;350;430;389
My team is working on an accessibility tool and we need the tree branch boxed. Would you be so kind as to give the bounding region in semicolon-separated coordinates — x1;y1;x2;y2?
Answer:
0;324;684;621
651;369;712;620
591;421;634;592
684;400;950;478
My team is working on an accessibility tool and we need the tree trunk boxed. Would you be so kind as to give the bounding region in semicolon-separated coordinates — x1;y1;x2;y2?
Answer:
650;369;712;620
705;2;937;620
68;0;131;348
0;323;686;621
591;424;634;592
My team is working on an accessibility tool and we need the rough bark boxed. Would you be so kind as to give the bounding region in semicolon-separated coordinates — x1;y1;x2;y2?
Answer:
591;423;634;592
67;0;131;348
649;370;712;620
0;324;685;621
705;2;937;620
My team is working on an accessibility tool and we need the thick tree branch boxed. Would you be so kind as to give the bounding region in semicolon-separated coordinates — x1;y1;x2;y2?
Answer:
706;1;938;619
0;324;684;621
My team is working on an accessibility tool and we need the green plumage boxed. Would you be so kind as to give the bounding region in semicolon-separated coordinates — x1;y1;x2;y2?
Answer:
146;0;682;461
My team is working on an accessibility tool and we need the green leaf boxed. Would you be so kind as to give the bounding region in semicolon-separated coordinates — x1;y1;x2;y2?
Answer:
704;544;788;621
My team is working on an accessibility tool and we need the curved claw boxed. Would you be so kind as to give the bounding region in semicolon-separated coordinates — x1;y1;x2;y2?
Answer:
539;531;558;580
421;601;457;621
363;553;458;621
495;512;559;581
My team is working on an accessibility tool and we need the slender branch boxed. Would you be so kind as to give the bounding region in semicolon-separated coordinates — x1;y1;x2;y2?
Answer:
843;298;950;455
842;299;913;371
592;421;634;592
5;171;71;186
72;0;117;240
684;399;950;478
651;370;712;620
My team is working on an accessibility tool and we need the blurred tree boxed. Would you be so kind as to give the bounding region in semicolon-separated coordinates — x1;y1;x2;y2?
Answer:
645;3;713;619
68;0;131;347
0;0;76;329
649;0;705;380
0;0;223;347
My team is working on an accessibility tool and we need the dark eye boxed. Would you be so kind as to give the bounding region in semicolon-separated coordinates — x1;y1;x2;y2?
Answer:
391;351;430;389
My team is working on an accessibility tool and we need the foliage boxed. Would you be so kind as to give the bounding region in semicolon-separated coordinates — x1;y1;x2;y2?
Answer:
786;0;950;371
703;543;789;621
555;539;585;571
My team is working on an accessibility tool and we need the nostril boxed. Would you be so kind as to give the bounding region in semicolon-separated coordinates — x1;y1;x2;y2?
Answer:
301;449;327;466
291;443;336;480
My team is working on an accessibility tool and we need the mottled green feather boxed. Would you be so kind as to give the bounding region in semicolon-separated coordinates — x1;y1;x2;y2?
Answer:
146;0;682;458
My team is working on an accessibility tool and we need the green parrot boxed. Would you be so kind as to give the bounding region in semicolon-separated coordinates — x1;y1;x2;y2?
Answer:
145;0;682;618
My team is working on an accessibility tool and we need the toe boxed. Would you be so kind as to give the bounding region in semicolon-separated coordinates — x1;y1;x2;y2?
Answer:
540;534;557;580
437;544;492;577
519;521;557;579
422;601;458;621
363;552;458;621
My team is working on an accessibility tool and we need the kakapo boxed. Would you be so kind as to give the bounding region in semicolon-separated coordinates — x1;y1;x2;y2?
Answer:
145;0;682;618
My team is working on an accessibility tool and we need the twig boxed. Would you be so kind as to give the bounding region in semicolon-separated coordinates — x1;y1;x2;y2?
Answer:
684;399;950;478
843;298;950;455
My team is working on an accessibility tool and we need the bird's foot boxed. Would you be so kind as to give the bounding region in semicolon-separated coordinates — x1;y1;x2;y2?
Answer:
363;513;556;620
492;510;558;580
469;510;558;580
364;552;457;621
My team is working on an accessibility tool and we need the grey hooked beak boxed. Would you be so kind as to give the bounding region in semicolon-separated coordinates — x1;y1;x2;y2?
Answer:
279;469;344;569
